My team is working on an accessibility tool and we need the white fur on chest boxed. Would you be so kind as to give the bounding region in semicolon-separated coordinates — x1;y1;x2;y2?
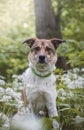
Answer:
23;68;57;114
23;68;56;92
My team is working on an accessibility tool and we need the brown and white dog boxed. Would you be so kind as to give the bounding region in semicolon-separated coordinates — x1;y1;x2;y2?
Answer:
22;38;65;129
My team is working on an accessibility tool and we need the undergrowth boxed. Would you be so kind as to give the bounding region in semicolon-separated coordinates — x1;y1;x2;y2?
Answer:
0;68;84;130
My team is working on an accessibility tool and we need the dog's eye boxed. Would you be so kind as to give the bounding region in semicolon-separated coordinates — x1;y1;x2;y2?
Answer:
34;47;40;51
46;47;52;52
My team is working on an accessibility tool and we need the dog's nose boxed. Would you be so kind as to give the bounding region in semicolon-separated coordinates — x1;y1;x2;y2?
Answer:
39;55;45;63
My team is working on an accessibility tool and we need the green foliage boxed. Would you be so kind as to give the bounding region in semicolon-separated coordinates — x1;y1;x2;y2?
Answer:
57;88;84;129
52;0;84;41
56;74;84;130
0;84;20;118
0;42;29;79
61;0;84;41
58;40;84;68
0;0;35;79
41;117;53;130
52;0;84;69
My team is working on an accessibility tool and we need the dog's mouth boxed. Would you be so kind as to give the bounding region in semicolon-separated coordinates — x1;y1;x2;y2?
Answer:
36;63;48;72
36;55;49;71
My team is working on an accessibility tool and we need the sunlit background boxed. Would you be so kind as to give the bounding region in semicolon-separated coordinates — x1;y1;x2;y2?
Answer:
0;0;35;78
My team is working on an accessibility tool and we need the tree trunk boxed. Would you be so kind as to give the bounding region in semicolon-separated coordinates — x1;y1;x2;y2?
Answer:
34;0;60;39
34;0;70;70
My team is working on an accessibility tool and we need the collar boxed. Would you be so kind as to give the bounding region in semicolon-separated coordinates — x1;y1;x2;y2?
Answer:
31;67;51;78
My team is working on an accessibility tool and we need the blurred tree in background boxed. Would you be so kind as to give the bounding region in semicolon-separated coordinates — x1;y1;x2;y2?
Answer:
0;0;84;79
34;0;62;39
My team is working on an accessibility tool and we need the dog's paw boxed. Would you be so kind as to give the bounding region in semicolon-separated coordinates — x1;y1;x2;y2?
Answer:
52;119;59;130
39;111;45;116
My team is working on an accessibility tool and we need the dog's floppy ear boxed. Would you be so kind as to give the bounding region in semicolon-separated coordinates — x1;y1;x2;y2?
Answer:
51;38;66;49
22;38;36;48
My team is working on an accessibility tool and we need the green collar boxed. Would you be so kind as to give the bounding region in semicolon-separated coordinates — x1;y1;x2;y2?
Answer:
31;68;51;78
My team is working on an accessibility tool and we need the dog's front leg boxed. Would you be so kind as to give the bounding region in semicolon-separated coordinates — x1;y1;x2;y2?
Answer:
47;101;59;129
45;91;58;117
45;94;59;129
47;100;58;118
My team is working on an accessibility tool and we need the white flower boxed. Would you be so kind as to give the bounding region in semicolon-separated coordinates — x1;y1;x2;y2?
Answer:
1;95;12;102
0;87;4;95
73;68;80;73
61;68;84;89
81;68;84;71
13;75;24;91
12;74;18;78
57;88;66;96
59;96;66;101
5;88;15;96
68;91;74;97
0;79;5;86
0;112;9;127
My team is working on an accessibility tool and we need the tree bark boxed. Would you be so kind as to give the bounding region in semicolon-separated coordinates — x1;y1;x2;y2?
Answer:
34;0;60;39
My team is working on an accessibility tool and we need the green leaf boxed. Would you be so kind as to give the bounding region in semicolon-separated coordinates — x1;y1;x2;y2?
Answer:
41;117;52;130
58;107;70;112
72;116;84;124
52;116;60;123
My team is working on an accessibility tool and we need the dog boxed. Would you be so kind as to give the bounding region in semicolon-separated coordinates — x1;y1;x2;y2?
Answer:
21;38;65;129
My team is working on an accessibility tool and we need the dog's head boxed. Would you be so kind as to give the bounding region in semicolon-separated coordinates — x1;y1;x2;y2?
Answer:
23;38;65;71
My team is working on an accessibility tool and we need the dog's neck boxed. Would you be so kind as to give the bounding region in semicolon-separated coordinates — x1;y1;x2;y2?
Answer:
29;62;56;77
31;67;51;78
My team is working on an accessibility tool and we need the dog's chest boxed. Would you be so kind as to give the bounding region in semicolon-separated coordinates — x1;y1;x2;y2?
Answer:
23;68;57;110
23;68;56;90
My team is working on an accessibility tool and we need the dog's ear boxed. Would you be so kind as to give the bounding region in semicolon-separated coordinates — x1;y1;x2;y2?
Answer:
51;38;66;49
22;38;36;48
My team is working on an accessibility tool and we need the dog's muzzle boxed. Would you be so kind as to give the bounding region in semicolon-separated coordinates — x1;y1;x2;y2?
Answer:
38;55;46;63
